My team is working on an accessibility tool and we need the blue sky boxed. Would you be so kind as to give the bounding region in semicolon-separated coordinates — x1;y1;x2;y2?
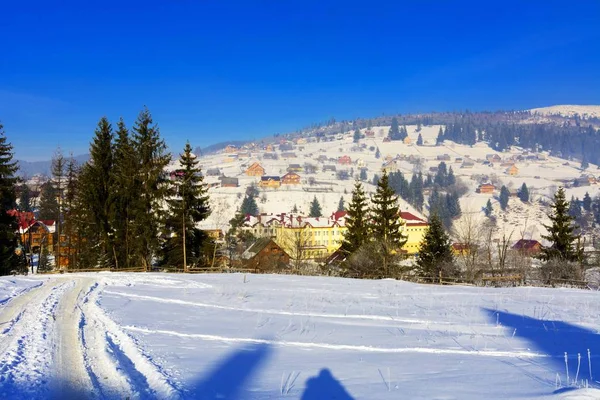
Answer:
2;0;600;161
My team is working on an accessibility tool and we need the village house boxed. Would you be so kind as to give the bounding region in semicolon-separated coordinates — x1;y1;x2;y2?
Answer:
455;157;463;163
223;154;238;163
10;210;55;254
437;154;451;161
265;144;274;152
512;239;542;255
242;238;290;272
263;152;278;160
220;177;239;187
382;160;400;174
245;162;266;177
461;161;475;169
279;143;294;152
338;155;352;165
281;172;301;185
295;138;307;145
316;155;328;163
259;176;281;188
505;164;519;176
451;243;471;256
365;130;375;138
322;165;337;172
477;183;495;194
486;154;502;163
399;212;429;255
206;168;221;176
224;145;237;153
287;164;302;172
281;152;298;158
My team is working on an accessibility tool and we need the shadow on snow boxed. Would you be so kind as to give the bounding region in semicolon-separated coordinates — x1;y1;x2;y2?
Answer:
483;308;600;387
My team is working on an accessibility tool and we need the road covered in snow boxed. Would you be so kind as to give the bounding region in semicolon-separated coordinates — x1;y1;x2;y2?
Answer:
1;273;600;399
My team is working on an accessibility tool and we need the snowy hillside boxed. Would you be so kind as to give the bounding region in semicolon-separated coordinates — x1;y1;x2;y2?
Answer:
189;124;600;243
1;273;599;399
530;105;600;119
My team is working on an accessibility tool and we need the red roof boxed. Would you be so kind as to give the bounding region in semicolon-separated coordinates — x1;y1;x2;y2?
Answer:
512;239;541;250
399;212;425;222
332;211;347;221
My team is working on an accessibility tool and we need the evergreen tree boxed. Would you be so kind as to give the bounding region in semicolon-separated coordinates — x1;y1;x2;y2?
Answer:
341;181;370;254
62;155;78;270
415;214;456;280
309;196;322;217
375;148;381;159
416;122;422;132
240;195;259;216
416;133;423;146
447;167;456;186
499;185;510;210
388;117;400;140
371;171;407;274
518;182;530;202
51;149;66;259
484;199;493;217
18;184;32;212
0;123;21;275
131;107;171;270
38;182;59;221
400;125;408;140
359;168;367;181
541;187;580;262
163;142;211;269
110;118;137;269
291;204;298;213
79;118;114;266
583;192;592;212
581;155;589;170
436;126;444;145
353;129;361;143
568;196;582;219
337;196;345;212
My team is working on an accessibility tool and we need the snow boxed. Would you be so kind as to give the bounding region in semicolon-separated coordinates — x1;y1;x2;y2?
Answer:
2;272;600;399
529;105;600;119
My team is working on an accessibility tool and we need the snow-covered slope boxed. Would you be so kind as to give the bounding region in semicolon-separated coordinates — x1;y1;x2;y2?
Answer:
529;105;600;119
1;273;599;399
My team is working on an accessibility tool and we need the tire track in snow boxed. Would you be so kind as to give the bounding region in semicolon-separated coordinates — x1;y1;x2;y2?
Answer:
0;280;74;398
79;280;181;399
103;290;452;325
123;326;546;359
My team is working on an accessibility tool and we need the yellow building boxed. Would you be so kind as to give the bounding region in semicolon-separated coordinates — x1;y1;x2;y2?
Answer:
506;164;519;176
398;212;428;255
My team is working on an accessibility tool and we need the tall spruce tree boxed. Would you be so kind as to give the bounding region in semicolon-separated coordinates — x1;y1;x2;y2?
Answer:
38;181;59;221
568;196;582;219
499;185;510;210
436;126;444;145
18;184;32;212
240;195;259;216
163;142;211;270
371;171;407;274
541;187;580;262
341;181;369;254
309;196;323;217
110;118;137;269
388;117;400;140
131;108;171;270
353;129;361;143
79;117;114;267
51;149;66;257
337;196;345;212
583;192;592;212
0;123;21;275
62;156;78;270
415;214;456;280
518;183;529;202
484;199;493;217
416;133;424;146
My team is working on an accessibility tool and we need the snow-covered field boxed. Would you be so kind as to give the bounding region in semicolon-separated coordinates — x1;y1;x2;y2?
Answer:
1;272;600;399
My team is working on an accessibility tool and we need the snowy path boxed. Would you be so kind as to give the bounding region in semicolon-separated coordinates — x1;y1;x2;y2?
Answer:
0;276;180;400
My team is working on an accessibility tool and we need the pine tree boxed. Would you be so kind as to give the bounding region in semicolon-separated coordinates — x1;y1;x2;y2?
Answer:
131;107;171;270
541;187;580;262
400;126;408;140
568;196;582;219
291;204;298;213
583;192;592;212
62;155;78;269
309;196;322;217
240;195;259;216
38;181;59;220
79;117;114;267
499;185;510;210
436;126;444;145
447;167;456;186
415;214;456;280
51;149;66;260
0;123;21;275
359;168;367;181
110;118;137;269
337;196;345;212
484;199;493;217
375;148;381;159
341;181;370;254
416;133;423;146
518;183;529;202
163;142;211;269
388;117;400;140
353;129;361;143
581;155;589;170
18;184;32;212
371;171;407;274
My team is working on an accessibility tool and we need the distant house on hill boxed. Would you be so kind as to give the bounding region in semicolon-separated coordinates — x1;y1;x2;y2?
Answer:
287;164;302;172
206;168;221;176
323;165;337;172
281;152;297;158
317;155;328;163
220;177;239;187
246;162;266;177
259;176;281;188
477;183;495;194
365;130;375;138
338;155;352;165
512;239;542;255
461;161;475;169
225;145;237;153
281;172;301;185
437;154;451;161
382;160;399;173
263;152;278;160
486;154;502;163
506;164;519;176
242;238;290;272
279;143;294;152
